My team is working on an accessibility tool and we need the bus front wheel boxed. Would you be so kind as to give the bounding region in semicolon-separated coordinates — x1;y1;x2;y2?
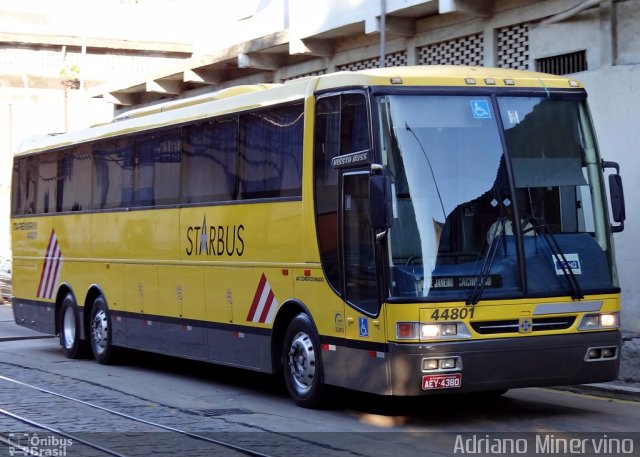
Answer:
89;295;117;365
282;313;327;408
59;293;88;359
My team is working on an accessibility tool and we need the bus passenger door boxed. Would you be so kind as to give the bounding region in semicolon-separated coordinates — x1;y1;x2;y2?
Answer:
314;92;386;391
342;171;388;392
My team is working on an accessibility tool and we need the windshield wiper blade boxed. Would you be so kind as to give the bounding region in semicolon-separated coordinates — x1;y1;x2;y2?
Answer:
531;217;584;300
467;229;505;305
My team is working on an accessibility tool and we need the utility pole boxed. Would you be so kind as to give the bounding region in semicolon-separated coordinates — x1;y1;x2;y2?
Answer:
380;0;386;68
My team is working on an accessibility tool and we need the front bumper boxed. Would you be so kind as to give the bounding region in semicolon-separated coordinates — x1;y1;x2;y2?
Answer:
388;331;620;396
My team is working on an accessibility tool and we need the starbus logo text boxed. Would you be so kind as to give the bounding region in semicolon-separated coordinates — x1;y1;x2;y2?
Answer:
185;216;245;257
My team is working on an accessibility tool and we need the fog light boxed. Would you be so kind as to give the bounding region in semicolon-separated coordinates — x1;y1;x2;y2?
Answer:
587;348;601;359
440;358;456;369
423;359;439;370
602;347;615;358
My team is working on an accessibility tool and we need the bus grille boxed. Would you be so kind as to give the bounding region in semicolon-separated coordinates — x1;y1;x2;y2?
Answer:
471;316;576;334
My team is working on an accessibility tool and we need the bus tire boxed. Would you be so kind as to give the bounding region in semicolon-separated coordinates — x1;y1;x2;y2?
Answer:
59;293;89;359
89;295;117;365
282;313;327;408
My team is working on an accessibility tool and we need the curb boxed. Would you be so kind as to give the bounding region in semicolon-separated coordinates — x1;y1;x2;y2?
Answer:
552;383;640;402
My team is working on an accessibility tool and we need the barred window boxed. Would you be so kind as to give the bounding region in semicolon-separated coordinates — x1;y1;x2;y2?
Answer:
536;51;587;75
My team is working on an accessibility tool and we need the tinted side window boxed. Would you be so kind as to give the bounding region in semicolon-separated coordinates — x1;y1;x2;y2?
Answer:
11;159;27;216
36;153;56;214
182;118;238;203
314;96;341;291
239;104;303;199
93;138;134;210
13;156;39;215
58;145;92;212
134;129;181;206
341;94;370;154
314;93;371;294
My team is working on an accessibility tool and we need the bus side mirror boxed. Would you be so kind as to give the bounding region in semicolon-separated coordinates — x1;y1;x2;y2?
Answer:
603;160;625;233
369;175;393;231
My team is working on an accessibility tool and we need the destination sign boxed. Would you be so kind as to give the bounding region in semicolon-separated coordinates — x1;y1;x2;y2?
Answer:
430;275;502;290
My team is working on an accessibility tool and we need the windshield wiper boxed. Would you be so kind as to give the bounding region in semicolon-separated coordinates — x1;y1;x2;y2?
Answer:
466;225;506;305
530;217;584;300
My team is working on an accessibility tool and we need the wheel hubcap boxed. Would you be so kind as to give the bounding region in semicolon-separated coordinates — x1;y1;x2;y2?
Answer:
62;307;76;349
287;332;316;393
91;309;108;355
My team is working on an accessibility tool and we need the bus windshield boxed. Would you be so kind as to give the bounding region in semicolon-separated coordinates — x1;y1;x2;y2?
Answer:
378;93;617;302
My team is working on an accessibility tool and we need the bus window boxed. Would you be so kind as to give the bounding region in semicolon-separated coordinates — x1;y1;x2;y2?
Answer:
315;96;341;292
93;138;134;210
36;153;57;214
314;93;371;297
21;156;38;215
379;95;506;300
498;96;616;295
239;105;303;199
11;157;36;216
134;130;181;207
182;118;238;203
343;172;378;314
58;145;92;212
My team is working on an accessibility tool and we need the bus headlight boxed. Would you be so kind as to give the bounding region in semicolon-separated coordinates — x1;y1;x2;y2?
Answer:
396;322;472;340
420;322;471;341
421;324;441;338
578;312;619;331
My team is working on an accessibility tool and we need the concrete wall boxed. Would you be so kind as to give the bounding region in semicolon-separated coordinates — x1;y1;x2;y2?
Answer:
580;65;640;334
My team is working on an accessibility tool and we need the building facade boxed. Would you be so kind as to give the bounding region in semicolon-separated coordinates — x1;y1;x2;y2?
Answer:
0;1;194;259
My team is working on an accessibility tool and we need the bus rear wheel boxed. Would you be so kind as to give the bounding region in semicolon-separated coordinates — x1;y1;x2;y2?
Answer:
89;295;117;365
282;313;327;408
59;293;88;359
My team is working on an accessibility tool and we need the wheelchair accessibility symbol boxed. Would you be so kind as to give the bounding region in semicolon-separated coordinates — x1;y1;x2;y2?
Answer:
470;100;492;119
358;317;369;337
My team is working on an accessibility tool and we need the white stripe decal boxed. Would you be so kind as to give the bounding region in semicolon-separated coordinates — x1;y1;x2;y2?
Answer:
246;274;279;324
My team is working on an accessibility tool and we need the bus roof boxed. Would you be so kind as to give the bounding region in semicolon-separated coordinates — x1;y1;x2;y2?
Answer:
16;66;583;156
315;65;583;91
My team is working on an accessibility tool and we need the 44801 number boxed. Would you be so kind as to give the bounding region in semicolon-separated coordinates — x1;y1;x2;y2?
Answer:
430;307;475;321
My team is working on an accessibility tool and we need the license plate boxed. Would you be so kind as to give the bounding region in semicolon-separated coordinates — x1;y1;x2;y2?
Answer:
422;373;462;390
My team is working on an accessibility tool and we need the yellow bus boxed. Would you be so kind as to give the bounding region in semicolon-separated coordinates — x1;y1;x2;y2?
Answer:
11;66;626;407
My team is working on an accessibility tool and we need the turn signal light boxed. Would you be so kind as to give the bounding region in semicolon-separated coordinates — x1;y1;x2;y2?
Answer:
396;322;418;339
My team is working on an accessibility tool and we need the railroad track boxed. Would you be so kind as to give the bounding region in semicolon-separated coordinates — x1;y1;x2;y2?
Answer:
0;366;367;457
0;374;277;457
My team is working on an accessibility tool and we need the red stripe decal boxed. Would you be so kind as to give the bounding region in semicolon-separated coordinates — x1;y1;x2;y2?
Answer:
246;273;267;322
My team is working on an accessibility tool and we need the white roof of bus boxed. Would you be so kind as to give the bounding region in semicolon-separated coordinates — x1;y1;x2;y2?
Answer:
16;66;582;156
